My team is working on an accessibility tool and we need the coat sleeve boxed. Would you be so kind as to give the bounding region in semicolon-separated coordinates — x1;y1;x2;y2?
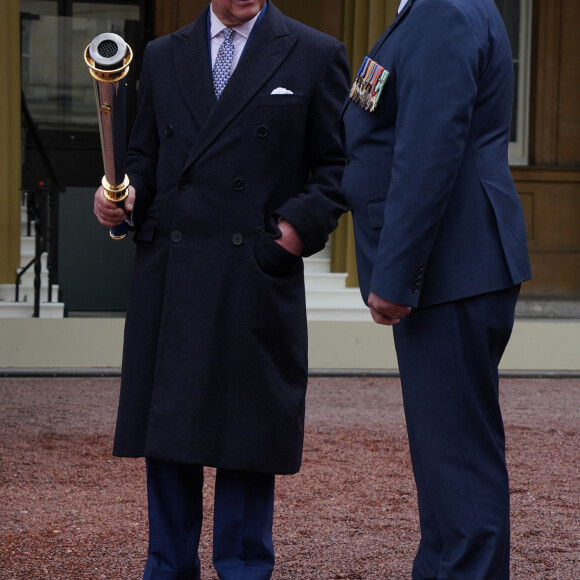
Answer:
125;43;160;229
274;41;351;256
369;1;482;306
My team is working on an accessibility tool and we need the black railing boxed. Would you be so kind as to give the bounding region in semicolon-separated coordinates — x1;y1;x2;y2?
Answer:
18;91;61;317
15;183;60;316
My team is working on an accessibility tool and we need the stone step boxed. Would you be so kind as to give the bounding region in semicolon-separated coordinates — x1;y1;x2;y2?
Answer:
20;206;35;236
303;257;331;273
304;272;348;290
0;283;60;304
19;249;48;270
515;298;580;319
306;287;365;307
20;236;35;254
305;287;369;321
16;268;51;287
0;301;65;318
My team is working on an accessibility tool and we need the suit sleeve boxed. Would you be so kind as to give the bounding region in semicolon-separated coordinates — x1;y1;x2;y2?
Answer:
370;1;482;306
125;43;160;228
274;41;351;256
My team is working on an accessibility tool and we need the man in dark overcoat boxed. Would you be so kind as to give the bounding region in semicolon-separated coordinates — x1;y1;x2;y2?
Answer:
341;0;531;578
93;1;350;578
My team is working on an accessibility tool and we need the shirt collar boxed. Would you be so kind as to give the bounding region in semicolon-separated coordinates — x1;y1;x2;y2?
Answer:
398;0;410;13
210;3;262;40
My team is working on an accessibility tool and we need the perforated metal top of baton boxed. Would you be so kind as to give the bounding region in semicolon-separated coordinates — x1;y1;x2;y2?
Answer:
88;32;127;70
98;39;119;59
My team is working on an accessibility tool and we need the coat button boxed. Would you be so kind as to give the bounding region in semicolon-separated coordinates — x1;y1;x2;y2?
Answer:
233;178;245;191
164;125;173;136
177;176;189;189
257;125;269;137
231;233;243;246
170;230;182;243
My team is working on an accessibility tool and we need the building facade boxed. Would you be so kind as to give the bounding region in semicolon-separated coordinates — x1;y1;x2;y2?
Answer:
1;0;579;312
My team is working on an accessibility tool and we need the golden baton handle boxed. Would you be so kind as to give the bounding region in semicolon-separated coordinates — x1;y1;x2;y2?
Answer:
84;33;133;240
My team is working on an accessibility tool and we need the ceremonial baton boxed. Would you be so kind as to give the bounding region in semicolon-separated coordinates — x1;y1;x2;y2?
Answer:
84;33;133;240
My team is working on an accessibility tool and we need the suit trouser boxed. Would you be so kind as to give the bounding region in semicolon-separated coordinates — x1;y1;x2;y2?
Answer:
143;459;275;580
393;285;520;580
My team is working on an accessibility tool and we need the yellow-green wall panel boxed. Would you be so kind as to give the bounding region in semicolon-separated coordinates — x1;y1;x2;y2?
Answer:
0;0;21;283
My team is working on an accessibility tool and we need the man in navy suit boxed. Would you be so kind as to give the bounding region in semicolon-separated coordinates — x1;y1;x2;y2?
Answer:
94;1;350;578
341;0;531;578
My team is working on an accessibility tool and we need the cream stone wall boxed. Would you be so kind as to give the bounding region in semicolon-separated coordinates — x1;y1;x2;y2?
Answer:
1;318;579;373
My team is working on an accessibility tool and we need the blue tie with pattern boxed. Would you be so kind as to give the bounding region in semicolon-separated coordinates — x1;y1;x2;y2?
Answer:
213;28;236;99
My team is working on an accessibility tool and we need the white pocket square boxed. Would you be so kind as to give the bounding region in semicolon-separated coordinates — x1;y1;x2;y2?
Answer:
271;87;293;95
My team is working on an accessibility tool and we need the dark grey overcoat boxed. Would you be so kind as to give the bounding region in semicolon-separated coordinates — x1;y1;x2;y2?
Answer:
113;1;350;474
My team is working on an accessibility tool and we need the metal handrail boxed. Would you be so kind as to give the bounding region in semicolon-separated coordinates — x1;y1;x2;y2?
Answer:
15;186;47;317
15;258;35;303
19;91;61;316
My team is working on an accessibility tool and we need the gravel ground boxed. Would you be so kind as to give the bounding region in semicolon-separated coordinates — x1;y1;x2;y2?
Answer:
0;376;578;580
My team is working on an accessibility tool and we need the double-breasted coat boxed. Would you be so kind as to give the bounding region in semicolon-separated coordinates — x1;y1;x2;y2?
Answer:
113;1;350;474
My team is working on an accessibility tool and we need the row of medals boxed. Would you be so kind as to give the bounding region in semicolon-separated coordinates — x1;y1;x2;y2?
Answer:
350;56;390;113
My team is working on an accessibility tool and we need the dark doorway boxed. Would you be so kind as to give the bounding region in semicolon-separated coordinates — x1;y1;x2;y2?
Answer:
20;0;152;313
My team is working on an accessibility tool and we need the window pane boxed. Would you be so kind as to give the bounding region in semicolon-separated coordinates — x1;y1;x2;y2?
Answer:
20;3;140;131
73;3;140;21
495;0;521;145
495;0;521;59
495;0;531;165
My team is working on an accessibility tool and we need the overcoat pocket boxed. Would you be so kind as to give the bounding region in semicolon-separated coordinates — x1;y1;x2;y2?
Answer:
253;230;302;278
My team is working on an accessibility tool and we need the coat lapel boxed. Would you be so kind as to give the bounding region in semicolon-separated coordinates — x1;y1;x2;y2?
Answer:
172;5;215;133
180;2;298;173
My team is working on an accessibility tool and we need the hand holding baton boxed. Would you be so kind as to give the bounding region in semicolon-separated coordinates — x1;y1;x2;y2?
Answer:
84;33;133;240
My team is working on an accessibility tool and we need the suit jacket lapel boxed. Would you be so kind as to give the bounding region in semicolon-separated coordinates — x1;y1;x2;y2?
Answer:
369;0;413;59
181;2;297;173
341;0;414;120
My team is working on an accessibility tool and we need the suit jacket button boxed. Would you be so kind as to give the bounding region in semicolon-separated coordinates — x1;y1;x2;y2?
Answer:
177;176;189;189
164;125;173;136
257;125;269;137
170;230;182;243
233;178;245;191
231;233;243;246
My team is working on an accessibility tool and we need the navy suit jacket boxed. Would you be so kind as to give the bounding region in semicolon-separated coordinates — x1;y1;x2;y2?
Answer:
342;0;531;308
